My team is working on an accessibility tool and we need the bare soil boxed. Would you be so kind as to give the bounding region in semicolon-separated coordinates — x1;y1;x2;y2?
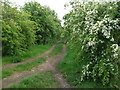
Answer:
2;44;70;88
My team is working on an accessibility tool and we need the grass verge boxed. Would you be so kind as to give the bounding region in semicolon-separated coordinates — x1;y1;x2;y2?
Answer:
57;46;115;88
2;57;46;79
8;71;60;88
2;44;52;65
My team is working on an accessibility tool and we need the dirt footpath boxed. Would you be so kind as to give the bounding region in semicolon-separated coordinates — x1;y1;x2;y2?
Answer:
2;41;60;70
2;44;70;88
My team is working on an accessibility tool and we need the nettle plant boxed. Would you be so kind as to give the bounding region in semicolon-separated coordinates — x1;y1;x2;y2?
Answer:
64;0;120;85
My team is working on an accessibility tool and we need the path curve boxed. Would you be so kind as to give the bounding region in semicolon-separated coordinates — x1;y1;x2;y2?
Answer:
2;44;70;88
2;41;60;70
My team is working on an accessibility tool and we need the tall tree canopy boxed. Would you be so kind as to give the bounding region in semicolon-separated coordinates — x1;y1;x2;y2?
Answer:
23;1;62;44
2;0;63;56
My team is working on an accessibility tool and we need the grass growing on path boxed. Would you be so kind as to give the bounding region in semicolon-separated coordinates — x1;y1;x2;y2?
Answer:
2;44;52;65
2;41;64;79
49;42;63;57
57;46;114;88
2;57;46;79
8;71;60;88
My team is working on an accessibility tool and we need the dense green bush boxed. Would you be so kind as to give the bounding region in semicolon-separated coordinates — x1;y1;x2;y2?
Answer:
2;1;35;56
63;0;120;86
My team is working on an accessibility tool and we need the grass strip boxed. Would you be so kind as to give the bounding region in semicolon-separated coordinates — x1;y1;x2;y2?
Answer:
8;71;60;88
2;44;52;65
49;42;63;57
2;41;63;79
2;57;46;79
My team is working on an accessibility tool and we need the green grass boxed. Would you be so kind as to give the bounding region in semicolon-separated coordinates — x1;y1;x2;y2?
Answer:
57;46;114;88
0;57;1;65
0;68;1;81
49;42;63;57
8;71;60;88
2;57;46;79
0;57;2;80
0;48;1;51
2;44;52;65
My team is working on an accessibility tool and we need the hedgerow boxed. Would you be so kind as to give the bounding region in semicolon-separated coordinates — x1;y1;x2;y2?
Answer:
63;0;120;86
2;0;62;57
2;1;35;56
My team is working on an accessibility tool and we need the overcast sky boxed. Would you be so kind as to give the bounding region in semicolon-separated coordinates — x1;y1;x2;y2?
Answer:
9;0;118;24
9;0;71;23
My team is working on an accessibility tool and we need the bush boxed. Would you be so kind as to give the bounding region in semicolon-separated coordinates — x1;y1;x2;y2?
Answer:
2;1;35;56
64;0;120;86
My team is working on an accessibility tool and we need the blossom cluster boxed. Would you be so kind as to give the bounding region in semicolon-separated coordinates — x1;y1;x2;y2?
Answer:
64;0;119;86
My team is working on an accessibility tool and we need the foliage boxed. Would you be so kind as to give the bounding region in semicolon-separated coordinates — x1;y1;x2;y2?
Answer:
63;0;120;86
2;0;35;56
23;1;62;44
57;46;113;88
2;0;62;59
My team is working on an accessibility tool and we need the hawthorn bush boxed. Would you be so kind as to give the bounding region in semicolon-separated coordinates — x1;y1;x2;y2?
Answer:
63;0;120;86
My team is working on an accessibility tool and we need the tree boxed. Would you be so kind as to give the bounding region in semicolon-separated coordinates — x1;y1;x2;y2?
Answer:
23;1;62;44
2;0;35;56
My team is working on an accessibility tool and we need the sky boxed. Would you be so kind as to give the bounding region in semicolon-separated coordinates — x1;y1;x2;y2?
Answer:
9;0;71;24
8;0;118;25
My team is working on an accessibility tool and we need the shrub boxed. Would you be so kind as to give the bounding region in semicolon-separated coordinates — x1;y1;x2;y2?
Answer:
64;0;120;86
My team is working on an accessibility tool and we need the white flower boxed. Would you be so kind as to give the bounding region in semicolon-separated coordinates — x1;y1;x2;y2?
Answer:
111;44;119;52
113;53;118;57
88;41;96;46
110;37;114;41
109;6;112;9
112;69;114;71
